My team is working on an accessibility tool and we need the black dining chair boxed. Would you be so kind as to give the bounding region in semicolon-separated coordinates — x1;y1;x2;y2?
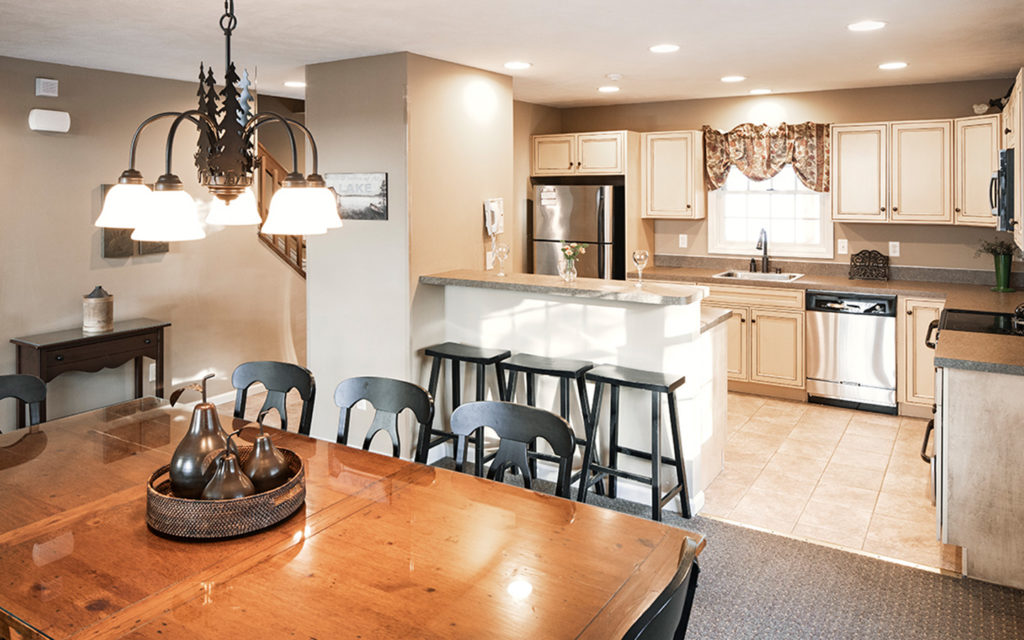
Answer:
622;537;700;640
334;376;434;458
0;374;47;429
231;361;315;436
450;401;575;498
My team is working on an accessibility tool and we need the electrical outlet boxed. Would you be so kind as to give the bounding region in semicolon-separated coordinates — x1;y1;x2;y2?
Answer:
148;363;156;382
486;250;494;269
678;234;688;249
837;239;848;255
888;241;900;257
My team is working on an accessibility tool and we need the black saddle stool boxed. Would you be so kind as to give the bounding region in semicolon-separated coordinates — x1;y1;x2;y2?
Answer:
418;342;511;469
497;353;600;489
578;364;690;521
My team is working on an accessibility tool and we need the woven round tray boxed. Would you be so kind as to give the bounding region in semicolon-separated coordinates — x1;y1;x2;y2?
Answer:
146;447;305;539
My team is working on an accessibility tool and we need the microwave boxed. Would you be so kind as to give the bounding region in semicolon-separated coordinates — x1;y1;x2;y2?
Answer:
991;148;1015;232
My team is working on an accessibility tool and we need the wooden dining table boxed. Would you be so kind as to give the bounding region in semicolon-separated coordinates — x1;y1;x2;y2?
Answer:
0;399;704;639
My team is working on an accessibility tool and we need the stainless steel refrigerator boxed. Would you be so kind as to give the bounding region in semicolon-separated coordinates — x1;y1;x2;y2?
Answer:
532;184;623;279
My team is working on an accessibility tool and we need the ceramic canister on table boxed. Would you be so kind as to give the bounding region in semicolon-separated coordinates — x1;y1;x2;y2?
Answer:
82;286;113;333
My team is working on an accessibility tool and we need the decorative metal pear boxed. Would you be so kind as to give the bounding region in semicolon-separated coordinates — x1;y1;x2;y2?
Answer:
169;374;230;498
243;425;291;493
201;432;255;500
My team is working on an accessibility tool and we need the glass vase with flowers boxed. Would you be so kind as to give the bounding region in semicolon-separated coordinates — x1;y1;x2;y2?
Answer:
559;242;587;284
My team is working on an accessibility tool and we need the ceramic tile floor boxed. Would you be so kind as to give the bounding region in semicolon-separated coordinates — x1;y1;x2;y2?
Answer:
703;392;961;573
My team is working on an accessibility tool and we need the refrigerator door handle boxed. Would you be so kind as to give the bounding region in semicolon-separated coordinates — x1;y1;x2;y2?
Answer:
596;188;607;245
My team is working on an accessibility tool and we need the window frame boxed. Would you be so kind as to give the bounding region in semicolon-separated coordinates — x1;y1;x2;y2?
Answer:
707;165;835;260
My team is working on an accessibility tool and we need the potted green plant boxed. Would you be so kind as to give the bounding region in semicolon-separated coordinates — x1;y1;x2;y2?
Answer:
976;238;1021;293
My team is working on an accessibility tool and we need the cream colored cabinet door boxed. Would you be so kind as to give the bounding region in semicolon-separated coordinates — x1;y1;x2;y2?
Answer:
890;120;953;223
831;123;888;221
577;132;624;174
706;305;748;381
1013;69;1024;252
1003;74;1018;150
641;131;705;219
954;115;1000;226
898;297;943;406
532;135;576;175
749;308;804;388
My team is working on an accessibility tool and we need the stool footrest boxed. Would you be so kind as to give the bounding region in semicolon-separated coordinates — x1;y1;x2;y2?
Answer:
585;464;653;487
612;444;681;468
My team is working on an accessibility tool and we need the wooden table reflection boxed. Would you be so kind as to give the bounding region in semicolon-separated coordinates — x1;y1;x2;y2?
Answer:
0;400;703;639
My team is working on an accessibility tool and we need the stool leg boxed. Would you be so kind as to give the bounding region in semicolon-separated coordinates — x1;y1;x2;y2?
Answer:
419;357;443;463
475;363;485;473
451;361;462;409
475;363;486;401
576;375;603;497
506;370;519;403
577;381;603;503
667;391;691;518
526;372;538;476
608;384;620;499
651;391;662;522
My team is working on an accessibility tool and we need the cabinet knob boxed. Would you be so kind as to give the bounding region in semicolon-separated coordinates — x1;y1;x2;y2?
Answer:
567;163;573;169
686;204;691;209
576;162;581;167
954;208;961;213
55;354;64;361
907;310;913;316
880;206;886;212
144;338;152;344
1007;128;1012;134
740;317;746;323
750;318;757;324
892;207;898;212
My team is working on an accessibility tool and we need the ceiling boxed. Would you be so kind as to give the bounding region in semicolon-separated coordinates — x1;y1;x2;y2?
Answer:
0;0;1021;107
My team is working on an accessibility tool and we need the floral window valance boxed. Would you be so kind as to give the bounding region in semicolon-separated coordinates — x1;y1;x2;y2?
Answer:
703;122;830;193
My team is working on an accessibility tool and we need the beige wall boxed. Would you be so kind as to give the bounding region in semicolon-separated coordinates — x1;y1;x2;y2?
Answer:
512;101;563;270
305;53;513;448
535;79;1016;269
0;56;306;428
305;53;411;442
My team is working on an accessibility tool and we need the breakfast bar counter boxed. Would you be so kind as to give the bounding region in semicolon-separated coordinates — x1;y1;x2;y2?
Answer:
420;270;729;513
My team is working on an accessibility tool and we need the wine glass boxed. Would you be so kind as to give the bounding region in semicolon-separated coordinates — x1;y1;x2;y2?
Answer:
632;249;649;288
495;242;510;277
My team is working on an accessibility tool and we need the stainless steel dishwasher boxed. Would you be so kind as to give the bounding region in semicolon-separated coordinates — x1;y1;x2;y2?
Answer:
805;290;897;414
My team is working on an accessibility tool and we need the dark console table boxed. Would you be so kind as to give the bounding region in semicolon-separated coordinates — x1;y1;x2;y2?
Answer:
10;318;170;428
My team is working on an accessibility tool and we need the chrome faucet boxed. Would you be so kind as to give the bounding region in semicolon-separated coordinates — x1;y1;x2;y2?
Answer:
755;228;769;273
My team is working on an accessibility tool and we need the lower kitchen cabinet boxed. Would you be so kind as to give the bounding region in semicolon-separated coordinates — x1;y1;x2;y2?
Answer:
704;284;805;390
897;296;944;407
749;309;805;387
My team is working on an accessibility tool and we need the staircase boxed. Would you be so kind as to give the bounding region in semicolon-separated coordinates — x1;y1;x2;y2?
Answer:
256;143;306;278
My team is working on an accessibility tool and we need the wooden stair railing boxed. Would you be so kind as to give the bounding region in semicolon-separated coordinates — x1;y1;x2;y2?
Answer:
256;143;306;278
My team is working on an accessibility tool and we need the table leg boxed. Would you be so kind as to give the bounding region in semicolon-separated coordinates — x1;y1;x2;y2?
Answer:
155;330;165;398
133;356;144;398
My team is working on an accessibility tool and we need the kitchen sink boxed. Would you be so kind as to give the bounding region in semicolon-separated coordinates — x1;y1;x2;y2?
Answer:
712;270;804;282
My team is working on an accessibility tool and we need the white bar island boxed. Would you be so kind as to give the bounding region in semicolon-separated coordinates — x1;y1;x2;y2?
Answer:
419;270;730;515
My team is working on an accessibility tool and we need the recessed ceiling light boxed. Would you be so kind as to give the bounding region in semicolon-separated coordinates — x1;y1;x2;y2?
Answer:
504;61;532;71
598;86;620;93
649;44;680;53
848;20;886;31
749;88;772;95
284;81;306;88
721;75;746;83
878;61;908;70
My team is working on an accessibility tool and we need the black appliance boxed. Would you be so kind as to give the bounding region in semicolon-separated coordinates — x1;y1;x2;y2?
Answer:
991;149;1015;232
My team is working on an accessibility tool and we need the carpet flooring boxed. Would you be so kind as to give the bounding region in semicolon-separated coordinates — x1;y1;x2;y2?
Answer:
435;461;1024;639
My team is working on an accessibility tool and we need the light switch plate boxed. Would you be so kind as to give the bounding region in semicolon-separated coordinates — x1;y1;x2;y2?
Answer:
888;241;900;257
148;363;156;382
486;250;494;269
678;234;688;249
837;239;848;255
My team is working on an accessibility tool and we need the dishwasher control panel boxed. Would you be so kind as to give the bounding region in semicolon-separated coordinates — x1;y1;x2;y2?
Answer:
805;290;897;317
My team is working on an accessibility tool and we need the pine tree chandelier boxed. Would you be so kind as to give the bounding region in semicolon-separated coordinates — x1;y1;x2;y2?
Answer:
95;0;340;241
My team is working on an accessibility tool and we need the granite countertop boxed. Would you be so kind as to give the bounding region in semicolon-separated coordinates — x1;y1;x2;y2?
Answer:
935;330;1024;377
421;270;704;306
641;266;1024;314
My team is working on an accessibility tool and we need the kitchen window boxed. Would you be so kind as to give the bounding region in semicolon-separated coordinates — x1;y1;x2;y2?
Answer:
708;165;834;259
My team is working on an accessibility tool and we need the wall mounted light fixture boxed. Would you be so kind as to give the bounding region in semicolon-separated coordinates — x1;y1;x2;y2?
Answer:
94;0;340;241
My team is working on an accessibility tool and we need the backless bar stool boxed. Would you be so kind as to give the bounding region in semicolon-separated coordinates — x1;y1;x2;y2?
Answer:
578;364;690;521
417;341;511;471
497;353;600;491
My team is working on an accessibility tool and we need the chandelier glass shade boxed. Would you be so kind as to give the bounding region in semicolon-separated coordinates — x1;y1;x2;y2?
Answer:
96;0;337;241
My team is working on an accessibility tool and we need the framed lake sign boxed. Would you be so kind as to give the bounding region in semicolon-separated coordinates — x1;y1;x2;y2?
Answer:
325;172;388;221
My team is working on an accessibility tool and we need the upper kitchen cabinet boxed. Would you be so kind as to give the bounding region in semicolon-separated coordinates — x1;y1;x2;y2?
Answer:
890;121;953;223
831;120;953;224
640;130;705;219
954;114;1000;226
531;131;634;176
831;123;888;222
